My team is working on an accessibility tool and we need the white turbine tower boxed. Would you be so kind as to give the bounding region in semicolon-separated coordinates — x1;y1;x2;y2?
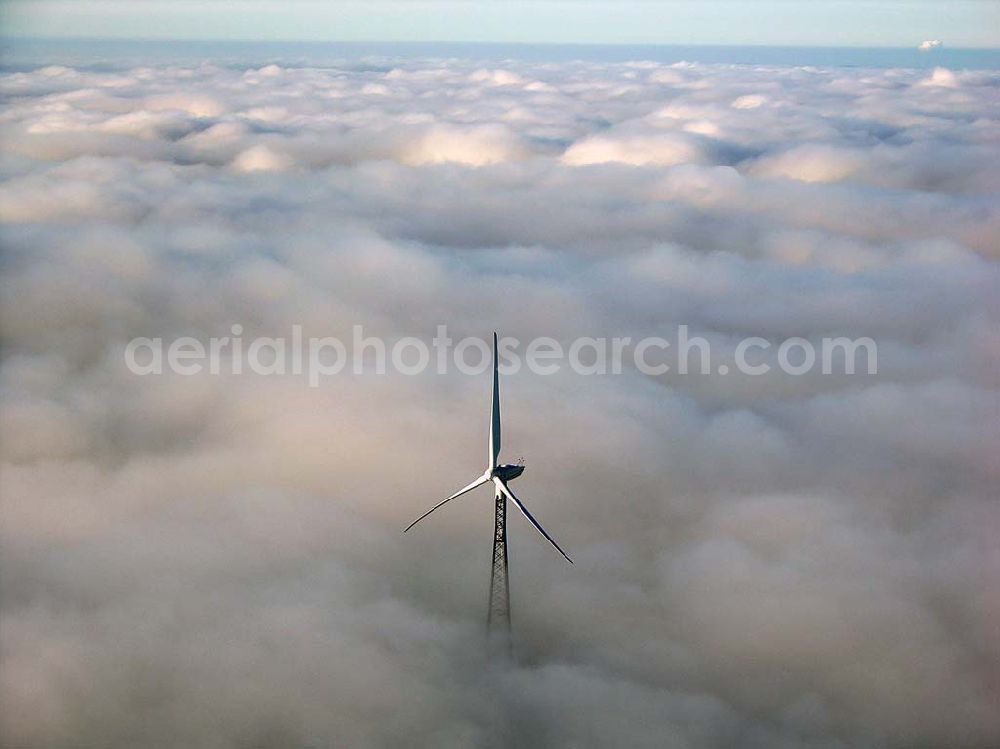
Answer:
404;332;572;649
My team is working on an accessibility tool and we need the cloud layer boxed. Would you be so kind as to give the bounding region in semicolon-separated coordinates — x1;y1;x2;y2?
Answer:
1;56;999;748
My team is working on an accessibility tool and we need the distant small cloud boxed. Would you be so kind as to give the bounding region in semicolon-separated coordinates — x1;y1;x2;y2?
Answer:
918;39;943;52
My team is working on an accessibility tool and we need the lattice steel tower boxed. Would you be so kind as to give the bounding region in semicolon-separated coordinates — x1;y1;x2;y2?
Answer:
486;488;512;657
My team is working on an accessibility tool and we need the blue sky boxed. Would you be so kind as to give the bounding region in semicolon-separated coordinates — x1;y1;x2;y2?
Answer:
2;0;998;47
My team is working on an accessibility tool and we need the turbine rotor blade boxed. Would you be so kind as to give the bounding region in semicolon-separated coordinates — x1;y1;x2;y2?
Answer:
403;475;489;533
493;477;573;564
489;332;501;470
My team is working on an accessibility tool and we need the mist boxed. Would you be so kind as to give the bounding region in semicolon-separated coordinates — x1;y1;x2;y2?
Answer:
1;56;998;748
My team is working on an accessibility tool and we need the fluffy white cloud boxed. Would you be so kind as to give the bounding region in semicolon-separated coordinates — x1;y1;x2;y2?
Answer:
562;128;714;166
1;54;999;748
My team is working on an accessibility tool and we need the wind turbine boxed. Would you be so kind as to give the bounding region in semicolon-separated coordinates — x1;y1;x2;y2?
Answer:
404;332;572;645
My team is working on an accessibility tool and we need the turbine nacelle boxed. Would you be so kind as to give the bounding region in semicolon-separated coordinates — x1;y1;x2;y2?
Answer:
493;464;524;482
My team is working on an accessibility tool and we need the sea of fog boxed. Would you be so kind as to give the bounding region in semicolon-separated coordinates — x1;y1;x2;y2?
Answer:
2;33;999;749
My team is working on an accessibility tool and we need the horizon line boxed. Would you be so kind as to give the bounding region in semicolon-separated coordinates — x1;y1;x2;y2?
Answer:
3;36;999;52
